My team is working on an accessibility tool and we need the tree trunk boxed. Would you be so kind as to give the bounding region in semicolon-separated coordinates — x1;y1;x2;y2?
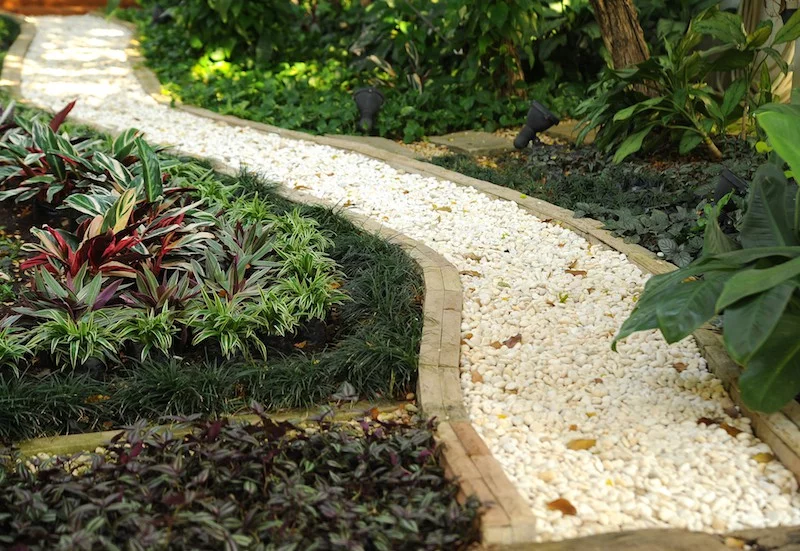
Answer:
503;40;527;98
590;0;649;69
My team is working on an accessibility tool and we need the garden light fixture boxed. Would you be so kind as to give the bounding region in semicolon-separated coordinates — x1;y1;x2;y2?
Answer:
513;100;560;149
353;87;384;133
714;167;748;203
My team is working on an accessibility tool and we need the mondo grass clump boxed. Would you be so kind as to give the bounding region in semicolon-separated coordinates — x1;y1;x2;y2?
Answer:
0;102;423;442
0;411;480;550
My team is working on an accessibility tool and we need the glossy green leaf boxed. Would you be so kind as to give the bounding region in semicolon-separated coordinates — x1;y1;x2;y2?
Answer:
755;104;800;183
136;137;163;204
613;126;653;163
723;282;796;364
721;78;747;118
655;274;729;343
739;164;799;248
774;8;800;44
739;313;800;413
716;256;800;310
702;207;739;256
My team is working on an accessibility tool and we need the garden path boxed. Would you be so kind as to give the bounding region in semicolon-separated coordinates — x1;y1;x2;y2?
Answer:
18;14;800;542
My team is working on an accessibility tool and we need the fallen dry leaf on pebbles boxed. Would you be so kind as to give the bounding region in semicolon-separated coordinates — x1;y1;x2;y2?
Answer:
503;334;522;348
471;371;484;383
565;269;588;276
547;498;577;516
697;418;743;437
753;453;774;464
567;439;596;451
673;362;687;372
464;253;482;261
459;270;482;277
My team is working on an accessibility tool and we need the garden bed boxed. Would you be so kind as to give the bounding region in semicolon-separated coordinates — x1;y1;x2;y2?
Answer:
0;99;424;443
1;412;481;550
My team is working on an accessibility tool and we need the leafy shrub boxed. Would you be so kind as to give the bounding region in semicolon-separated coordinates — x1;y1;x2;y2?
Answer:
0;413;480;550
614;102;800;413
129;0;603;141
577;7;793;162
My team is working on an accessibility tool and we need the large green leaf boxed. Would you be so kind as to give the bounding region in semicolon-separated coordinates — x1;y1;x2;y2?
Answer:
679;131;704;155
693;10;746;45
712;246;800;264
739;312;800;413
716;256;800;310
739;164;798;248
703;203;740;256
774;8;800;45
755;104;800;182
721;78;747;118
136;137;163;204
723;282;796;364
613;126;654;163
746;20;773;48
613;97;664;122
655;274;729;343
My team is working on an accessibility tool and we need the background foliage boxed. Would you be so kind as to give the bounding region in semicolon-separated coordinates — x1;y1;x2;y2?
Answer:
127;0;716;142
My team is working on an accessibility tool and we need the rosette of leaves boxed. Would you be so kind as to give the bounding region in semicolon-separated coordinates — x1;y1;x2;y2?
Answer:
0;102;124;206
577;7;793;162
0;412;480;550
0;316;32;376
614;103;800;413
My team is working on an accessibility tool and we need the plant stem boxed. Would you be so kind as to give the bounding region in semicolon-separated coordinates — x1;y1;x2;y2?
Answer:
705;136;723;160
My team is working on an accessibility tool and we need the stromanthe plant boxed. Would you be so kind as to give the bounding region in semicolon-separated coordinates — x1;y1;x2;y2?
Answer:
614;103;800;413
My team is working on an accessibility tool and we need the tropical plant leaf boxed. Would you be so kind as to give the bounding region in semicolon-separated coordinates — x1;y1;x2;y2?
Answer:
739;313;800;413
613;126;653;163
655;274;729;343
136;137;163;203
716;256;800;311
774;8;800;44
739;164;798;248
723;282;796;364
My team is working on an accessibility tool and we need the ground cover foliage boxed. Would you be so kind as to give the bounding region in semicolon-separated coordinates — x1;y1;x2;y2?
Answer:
431;137;762;266
122;0;713;142
0;101;423;442
0;411;480;550
0;14;19;69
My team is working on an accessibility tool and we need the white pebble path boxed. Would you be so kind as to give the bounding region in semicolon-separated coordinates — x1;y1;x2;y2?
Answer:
19;15;800;541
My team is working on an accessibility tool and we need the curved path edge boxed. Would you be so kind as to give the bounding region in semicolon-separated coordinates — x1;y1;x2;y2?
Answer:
5;14;800;549
120;25;800;490
2;14;543;547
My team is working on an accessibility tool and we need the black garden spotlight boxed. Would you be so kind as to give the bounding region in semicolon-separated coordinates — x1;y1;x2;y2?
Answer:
782;8;797;25
714;167;748;203
152;5;172;25
513;100;560;149
353;87;385;134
